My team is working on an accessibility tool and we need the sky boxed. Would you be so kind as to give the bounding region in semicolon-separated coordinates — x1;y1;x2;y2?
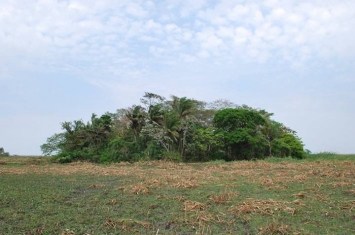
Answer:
1;0;354;155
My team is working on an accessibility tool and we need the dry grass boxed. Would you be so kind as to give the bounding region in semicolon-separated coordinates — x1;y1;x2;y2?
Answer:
60;229;76;235
207;191;239;204
90;183;105;188
346;189;355;196
107;199;118;205
173;196;186;202
196;211;215;222
293;192;307;199
130;183;151;195
229;198;298;216
340;200;355;211
182;200;206;211
1;157;355;234
258;222;292;235
2;159;354;187
103;218;151;231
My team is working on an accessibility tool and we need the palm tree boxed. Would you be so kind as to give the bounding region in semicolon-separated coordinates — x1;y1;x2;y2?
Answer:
126;105;145;141
170;96;194;119
169;96;196;156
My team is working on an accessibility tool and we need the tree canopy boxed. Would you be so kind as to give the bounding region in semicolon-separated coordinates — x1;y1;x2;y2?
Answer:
41;92;306;163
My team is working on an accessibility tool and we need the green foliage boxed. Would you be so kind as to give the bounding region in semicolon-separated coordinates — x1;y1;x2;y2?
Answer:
213;108;266;131
0;147;10;156
44;114;114;162
52;153;74;163
142;141;164;160
278;133;305;159
125;105;145;141
40;133;65;156
213;108;267;160
191;127;224;161
306;152;355;161
42;92;306;163
99;137;131;163
161;151;183;162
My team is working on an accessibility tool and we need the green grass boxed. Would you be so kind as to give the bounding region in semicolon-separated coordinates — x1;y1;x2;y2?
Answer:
262;152;355;163
306;152;355;161
1;156;355;234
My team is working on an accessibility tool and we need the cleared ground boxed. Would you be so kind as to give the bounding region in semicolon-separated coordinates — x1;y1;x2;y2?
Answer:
0;156;354;234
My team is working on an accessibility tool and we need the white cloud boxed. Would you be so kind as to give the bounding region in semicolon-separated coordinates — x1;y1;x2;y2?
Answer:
1;0;355;154
234;26;252;44
126;2;148;18
197;50;210;58
179;53;196;62
165;23;179;31
68;2;89;12
227;5;250;21
196;30;223;50
269;7;286;20
1;0;353;72
178;0;207;18
216;26;234;39
145;19;162;32
263;0;279;8
286;13;304;25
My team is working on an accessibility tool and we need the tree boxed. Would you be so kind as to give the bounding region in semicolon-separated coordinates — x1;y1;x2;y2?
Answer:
213;108;267;160
40;133;65;156
140;92;165;125
207;99;238;110
41;91;307;163
168;96;196;157
139;94;197;158
41;114;114;162
272;133;305;159
125;105;145;141
111;108;131;137
170;96;195;119
141;122;172;152
192;100;216;127
191;127;224;161
255;108;303;158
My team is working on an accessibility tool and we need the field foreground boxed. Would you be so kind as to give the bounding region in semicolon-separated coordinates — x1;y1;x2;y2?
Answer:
0;157;355;234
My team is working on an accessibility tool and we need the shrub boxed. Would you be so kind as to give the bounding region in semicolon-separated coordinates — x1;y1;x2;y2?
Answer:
0;147;10;157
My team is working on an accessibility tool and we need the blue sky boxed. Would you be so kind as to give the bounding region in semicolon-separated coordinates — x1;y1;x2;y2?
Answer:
1;0;354;155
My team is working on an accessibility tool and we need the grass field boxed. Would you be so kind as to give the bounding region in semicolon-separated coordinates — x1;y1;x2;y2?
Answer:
0;154;354;235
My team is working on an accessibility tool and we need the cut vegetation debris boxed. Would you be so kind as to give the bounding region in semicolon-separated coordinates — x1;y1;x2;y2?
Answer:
1;156;355;234
130;183;151;195
229;199;298;216
207;191;239;204
258;222;292;235
182;200;206;211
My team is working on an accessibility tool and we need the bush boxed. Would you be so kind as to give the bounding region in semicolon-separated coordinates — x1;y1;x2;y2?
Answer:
0;147;10;157
142;141;163;160
162;151;183;162
99;137;130;163
271;134;305;159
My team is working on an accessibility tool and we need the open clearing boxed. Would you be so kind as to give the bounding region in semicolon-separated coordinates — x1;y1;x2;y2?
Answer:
1;157;355;234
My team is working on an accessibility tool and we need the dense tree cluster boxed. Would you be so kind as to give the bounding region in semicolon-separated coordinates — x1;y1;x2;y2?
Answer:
41;92;305;163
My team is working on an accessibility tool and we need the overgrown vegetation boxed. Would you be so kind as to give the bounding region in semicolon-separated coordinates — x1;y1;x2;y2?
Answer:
0;156;354;234
41;92;306;163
